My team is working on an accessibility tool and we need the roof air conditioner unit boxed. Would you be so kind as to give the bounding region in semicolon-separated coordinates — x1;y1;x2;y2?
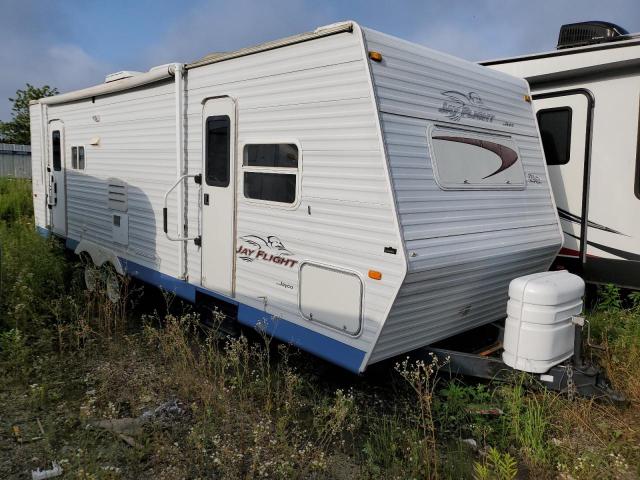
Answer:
557;21;629;49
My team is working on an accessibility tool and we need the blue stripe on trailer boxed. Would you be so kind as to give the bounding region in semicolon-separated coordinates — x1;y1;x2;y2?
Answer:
36;226;50;238
236;304;366;373
120;258;366;372
35;227;77;252
58;250;366;374
66;237;80;251
119;258;197;303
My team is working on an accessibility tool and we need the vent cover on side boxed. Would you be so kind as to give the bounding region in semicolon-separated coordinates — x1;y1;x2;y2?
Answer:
107;178;128;212
557;21;629;49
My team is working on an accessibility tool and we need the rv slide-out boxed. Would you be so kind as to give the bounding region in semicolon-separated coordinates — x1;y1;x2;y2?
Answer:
30;22;562;372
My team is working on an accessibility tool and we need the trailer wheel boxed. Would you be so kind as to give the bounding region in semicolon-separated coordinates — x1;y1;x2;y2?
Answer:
80;253;99;292
84;265;99;292
104;266;122;304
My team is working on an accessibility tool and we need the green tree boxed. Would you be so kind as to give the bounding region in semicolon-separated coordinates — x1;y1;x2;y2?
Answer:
0;84;58;144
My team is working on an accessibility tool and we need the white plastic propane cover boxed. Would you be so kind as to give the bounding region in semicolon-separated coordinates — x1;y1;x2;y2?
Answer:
502;271;585;374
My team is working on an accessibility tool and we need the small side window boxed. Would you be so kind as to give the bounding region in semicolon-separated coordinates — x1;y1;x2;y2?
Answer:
52;130;61;171
70;146;86;170
243;143;299;204
205;116;230;187
537;107;572;165
78;146;85;170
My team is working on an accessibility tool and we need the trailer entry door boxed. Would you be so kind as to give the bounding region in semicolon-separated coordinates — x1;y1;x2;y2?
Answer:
47;120;67;236
201;97;236;295
534;92;591;263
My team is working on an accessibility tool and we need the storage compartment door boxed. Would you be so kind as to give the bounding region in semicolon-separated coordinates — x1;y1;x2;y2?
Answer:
300;264;362;335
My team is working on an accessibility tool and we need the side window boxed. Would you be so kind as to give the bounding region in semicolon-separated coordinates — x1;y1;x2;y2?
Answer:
243;144;299;204
78;146;85;170
52;130;61;171
70;146;86;170
205;116;230;187
537;107;572;165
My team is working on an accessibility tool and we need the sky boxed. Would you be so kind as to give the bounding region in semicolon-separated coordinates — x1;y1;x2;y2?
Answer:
1;0;639;121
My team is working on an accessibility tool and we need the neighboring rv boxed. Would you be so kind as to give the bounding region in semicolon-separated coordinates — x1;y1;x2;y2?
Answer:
30;22;562;373
483;21;640;289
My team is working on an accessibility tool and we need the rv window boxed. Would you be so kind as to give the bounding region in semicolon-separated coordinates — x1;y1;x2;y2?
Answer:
537;108;572;165
78;146;85;170
242;143;299;204
70;146;86;170
52;130;61;171
205;115;230;187
245;144;298;168
244;172;296;203
429;127;525;190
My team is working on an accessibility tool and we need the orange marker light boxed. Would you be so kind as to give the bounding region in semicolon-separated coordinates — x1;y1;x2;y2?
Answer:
369;51;383;62
524;94;532;103
368;270;382;280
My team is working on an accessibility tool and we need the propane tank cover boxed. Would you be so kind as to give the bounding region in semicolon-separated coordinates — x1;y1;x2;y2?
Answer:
503;271;585;374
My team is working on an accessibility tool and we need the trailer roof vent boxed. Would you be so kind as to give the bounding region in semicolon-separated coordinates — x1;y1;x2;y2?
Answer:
104;71;143;83
557;21;629;49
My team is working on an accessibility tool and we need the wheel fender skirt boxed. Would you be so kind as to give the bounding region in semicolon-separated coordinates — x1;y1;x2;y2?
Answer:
74;239;124;275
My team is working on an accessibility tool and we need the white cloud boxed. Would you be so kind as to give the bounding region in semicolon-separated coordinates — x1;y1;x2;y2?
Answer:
407;0;640;61
143;0;334;67
1;0;639;122
0;1;111;121
46;44;111;89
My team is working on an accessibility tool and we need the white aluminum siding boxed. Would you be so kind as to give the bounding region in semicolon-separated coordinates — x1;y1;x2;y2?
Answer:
44;80;182;277
362;28;563;364
184;30;405;356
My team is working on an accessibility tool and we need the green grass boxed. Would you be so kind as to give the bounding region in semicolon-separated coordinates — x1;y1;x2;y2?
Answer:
1;178;639;479
0;177;33;222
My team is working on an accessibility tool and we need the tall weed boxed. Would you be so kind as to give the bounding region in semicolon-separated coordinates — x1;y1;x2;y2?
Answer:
0;178;32;222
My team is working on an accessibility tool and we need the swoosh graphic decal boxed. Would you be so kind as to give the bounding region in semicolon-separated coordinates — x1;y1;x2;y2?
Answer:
565;232;640;261
432;136;518;179
557;208;627;236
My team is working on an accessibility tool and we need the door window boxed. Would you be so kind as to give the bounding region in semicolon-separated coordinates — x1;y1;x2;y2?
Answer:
205;116;230;187
52;130;61;171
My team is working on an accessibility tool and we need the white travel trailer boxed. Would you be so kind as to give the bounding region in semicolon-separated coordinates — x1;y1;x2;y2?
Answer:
30;21;563;373
483;21;640;289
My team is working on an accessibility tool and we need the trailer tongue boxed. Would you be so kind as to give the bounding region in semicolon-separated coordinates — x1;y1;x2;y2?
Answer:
422;271;625;404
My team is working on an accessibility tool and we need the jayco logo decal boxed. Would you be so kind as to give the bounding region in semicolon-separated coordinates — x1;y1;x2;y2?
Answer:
236;235;298;268
439;91;495;123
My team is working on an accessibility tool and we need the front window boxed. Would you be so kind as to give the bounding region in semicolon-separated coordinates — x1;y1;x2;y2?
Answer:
429;127;525;190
